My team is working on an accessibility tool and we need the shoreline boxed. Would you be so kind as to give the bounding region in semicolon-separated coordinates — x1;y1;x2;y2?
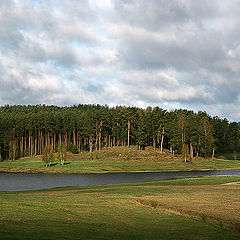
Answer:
1;167;240;175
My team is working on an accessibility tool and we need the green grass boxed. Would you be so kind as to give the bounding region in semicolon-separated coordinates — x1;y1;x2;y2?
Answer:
1;146;240;174
0;176;240;239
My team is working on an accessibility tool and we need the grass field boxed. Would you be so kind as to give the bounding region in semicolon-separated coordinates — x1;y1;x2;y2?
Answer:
1;146;240;174
0;176;240;239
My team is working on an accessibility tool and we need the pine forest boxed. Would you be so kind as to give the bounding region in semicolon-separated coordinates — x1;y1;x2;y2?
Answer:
0;104;239;161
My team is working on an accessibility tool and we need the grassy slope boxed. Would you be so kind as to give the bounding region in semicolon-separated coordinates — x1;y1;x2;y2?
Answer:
0;146;240;174
0;176;240;240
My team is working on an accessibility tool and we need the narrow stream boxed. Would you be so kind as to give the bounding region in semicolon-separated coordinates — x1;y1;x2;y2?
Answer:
0;169;240;191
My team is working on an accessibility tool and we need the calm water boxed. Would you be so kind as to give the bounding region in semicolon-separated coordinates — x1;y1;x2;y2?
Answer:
0;169;240;191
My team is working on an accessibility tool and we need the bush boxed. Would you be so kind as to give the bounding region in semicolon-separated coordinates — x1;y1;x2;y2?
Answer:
68;143;79;154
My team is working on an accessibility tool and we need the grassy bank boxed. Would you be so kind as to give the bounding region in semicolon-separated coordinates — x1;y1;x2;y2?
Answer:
0;176;240;239
1;146;240;174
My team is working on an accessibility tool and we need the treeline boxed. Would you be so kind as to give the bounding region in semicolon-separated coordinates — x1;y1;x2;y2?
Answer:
0;104;239;160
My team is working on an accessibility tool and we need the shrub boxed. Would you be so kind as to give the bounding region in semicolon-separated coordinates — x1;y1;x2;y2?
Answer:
68;143;79;154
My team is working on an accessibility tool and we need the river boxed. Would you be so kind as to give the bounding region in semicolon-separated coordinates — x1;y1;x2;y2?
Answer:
0;169;240;191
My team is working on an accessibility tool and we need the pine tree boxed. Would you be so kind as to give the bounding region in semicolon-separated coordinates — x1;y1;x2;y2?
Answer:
136;111;146;150
199;115;214;157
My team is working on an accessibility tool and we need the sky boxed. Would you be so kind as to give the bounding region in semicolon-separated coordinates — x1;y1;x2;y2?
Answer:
0;0;240;121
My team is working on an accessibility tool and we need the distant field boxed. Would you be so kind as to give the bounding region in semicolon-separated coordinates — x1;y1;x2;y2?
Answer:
0;176;240;240
0;146;240;174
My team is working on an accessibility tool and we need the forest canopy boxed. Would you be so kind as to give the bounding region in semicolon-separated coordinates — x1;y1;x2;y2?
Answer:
0;104;239;160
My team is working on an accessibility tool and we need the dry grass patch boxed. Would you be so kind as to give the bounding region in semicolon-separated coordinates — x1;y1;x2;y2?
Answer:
136;184;240;231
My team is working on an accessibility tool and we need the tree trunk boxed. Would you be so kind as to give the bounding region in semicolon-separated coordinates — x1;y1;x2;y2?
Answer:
76;132;80;151
190;143;193;159
20;137;24;157
35;137;37;155
73;129;76;146
48;132;50;147
40;131;42;154
51;136;54;151
104;135;107;147
64;132;67;149
212;147;215;160
99;130;101;152
24;135;27;156
38;132;40;155
59;133;62;145
98;120;103;152
45;133;47;148
160;127;164;153
53;133;56;152
233;151;237;161
153;138;156;151
89;136;93;153
29;134;31;155
95;122;98;151
127;119;130;148
78;136;81;151
31;136;34;155
68;132;71;147
13;140;16;161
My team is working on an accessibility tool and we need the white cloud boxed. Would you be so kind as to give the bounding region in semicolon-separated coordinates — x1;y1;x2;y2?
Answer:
0;0;240;121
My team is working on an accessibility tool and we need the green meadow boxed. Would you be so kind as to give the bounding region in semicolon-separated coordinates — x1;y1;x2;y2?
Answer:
1;147;239;239
1;146;240;174
0;176;240;240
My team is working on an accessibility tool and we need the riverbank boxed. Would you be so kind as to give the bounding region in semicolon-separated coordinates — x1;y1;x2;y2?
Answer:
0;176;239;240
1;146;240;174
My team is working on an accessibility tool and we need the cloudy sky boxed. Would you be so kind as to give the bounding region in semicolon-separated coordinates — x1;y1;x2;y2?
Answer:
1;0;240;121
